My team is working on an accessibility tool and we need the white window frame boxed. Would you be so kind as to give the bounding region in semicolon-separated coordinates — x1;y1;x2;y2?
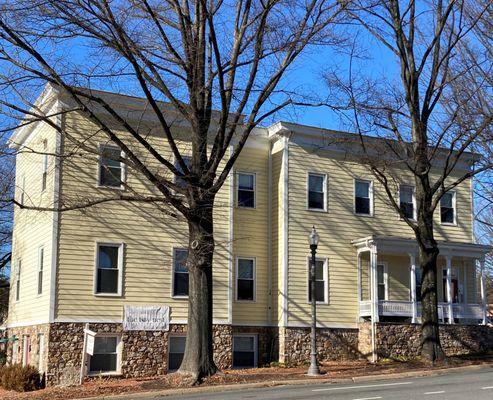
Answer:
94;242;124;297
354;179;373;216
88;333;122;376
236;172;256;209
307;172;327;212
235;257;256;302
232;334;258;369
173;155;192;189
398;184;416;221
15;258;21;302
167;333;187;371
41;139;48;193
377;262;389;301
171;247;189;299
37;246;44;296
97;144;126;190
306;257;329;305
440;191;457;225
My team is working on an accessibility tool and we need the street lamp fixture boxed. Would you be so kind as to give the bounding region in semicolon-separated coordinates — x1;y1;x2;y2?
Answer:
307;226;321;376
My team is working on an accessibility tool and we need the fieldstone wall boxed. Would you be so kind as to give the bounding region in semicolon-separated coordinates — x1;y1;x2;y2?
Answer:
280;327;359;365
6;324;50;373
361;322;493;360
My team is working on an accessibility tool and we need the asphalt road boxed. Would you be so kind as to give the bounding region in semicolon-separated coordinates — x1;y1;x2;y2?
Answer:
151;365;493;400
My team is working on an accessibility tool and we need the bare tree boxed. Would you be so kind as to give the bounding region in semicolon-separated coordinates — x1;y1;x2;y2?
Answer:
326;0;493;361
0;0;343;382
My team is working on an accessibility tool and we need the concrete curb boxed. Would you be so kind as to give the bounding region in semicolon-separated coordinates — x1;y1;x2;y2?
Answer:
82;362;493;400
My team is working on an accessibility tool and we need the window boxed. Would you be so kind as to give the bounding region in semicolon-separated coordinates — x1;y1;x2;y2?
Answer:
172;248;189;297
399;185;415;220
307;173;326;211
15;259;21;301
415;267;422;302
174;156;192;189
19;175;26;205
99;145;124;188
37;247;44;295
95;244;123;295
168;336;186;371
355;180;372;215
233;335;257;368
89;336;119;374
41;140;48;192
308;258;328;303
236;258;255;301
440;192;455;224
237;173;255;208
377;263;388;301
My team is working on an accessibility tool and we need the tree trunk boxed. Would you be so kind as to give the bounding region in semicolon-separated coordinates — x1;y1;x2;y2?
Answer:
178;198;218;383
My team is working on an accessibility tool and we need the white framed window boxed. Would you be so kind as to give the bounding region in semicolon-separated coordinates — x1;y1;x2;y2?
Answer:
354;179;373;216
174;155;192;189
377;262;388;301
172;248;189;297
94;243;124;296
307;257;329;304
41;139;48;192
168;335;186;371
98;144;124;188
89;335;121;375
232;334;258;368
237;172;256;208
236;257;256;301
399;185;415;220
15;258;21;302
37;246;44;295
440;191;456;224
307;172;327;211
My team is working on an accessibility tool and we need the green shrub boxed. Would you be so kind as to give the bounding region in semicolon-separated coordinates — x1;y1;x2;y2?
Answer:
0;363;42;392
0;351;6;366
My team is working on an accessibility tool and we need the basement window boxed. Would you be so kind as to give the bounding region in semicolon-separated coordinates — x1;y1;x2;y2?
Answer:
168;336;186;371
89;336;120;374
232;335;257;368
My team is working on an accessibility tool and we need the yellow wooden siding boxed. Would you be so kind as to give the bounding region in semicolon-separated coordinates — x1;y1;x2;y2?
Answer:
56;112;230;322
8;123;57;326
381;255;410;301
232;147;269;325
286;143;474;327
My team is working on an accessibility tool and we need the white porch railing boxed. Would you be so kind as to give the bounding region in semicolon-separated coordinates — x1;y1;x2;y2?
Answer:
359;300;484;321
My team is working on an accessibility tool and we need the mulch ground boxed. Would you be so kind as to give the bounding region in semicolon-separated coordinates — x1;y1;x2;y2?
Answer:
0;355;491;400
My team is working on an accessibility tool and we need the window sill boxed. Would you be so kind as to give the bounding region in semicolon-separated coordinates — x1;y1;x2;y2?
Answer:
96;184;125;191
307;208;327;213
171;295;189;300
354;213;373;218
440;222;457;227
94;293;122;298
88;371;121;377
235;299;256;303
236;205;256;210
306;301;329;305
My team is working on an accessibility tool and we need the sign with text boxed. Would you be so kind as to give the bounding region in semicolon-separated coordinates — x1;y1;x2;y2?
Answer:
123;305;170;331
84;328;96;356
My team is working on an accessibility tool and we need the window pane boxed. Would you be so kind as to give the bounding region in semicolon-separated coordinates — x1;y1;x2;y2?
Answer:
175;156;192;188
168;353;184;371
100;146;122;187
238;189;255;208
401;203;414;219
169;336;186;353
102;147;121;168
97;269;119;293
400;186;413;203
378;284;386;301
441;207;454;223
309;281;325;302
237;279;254;300
100;166;122;187
174;249;188;273
90;354;117;372
234;336;254;352
308;174;324;192
355;181;369;198
308;191;324;209
314;260;324;280
238;174;254;190
94;336;117;353
173;273;189;296
377;265;385;284
355;197;370;214
441;193;453;208
238;259;253;279
233;351;255;368
99;246;119;269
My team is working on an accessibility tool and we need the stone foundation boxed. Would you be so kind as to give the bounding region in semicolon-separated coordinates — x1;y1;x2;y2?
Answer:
280;327;359;365
6;324;50;373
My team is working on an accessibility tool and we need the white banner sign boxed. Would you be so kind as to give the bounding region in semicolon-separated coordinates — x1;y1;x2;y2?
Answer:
123;305;170;331
84;329;96;356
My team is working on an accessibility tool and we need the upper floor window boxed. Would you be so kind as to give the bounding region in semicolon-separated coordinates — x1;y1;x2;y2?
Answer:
38;247;44;295
236;258;255;301
174;156;192;189
15;259;21;301
307;173;326;211
440;192;456;224
399;185;415;220
172;248;189;297
308;258;328;303
355;179;372;215
95;243;123;296
41;140;48;192
237;173;255;208
99;145;124;188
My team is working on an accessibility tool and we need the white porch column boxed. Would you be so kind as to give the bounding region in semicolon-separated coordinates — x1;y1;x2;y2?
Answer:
357;251;362;303
370;246;379;323
409;253;417;324
445;255;454;324
479;257;487;325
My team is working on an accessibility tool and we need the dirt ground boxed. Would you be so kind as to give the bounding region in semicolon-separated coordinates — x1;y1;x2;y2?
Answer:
0;356;491;400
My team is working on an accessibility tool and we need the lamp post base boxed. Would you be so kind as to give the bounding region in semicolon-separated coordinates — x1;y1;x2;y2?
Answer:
307;354;321;376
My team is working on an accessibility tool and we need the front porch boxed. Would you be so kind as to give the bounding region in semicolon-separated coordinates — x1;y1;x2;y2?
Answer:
353;236;491;325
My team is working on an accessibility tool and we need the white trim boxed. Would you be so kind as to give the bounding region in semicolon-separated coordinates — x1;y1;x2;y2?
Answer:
87;333;122;376
440;190;457;226
236;171;256;209
40;139;48;193
94;242;124;297
37;246;45;296
171;247;189;299
267;142;273;325
354;179;374;216
232;334;258;368
228;144;234;324
398;184;416;221
282;137;289;327
306;171;328;212
286;322;358;329
97;143;126;190
235;257;256;302
306;256;329;305
6;318;50;329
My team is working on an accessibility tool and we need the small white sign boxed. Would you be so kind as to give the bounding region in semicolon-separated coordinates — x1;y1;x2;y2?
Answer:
123;305;170;331
84;328;96;356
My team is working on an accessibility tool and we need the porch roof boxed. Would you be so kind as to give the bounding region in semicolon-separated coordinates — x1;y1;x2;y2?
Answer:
351;235;492;259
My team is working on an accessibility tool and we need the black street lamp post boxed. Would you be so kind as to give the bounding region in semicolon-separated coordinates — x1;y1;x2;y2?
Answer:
308;226;321;376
